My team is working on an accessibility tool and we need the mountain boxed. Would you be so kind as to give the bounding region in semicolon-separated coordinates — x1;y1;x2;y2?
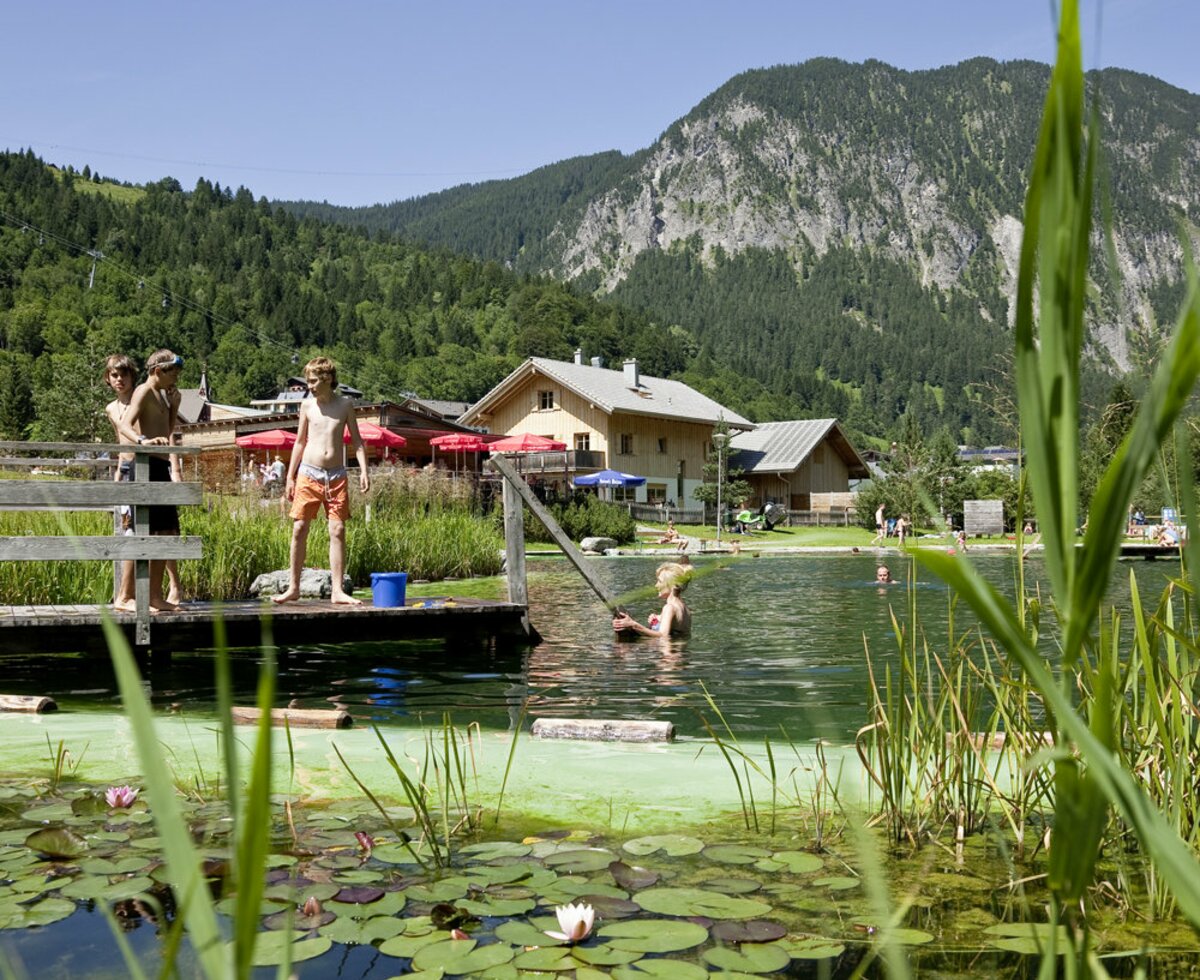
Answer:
282;58;1200;439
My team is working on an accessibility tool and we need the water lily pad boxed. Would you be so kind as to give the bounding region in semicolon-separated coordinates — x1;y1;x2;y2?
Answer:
703;941;791;973
412;938;516;974
263;881;340;904
79;856;150;875
458;896;536;917
318;914;405;945
710;919;788;943
494;918;566;947
263;906;337;931
622;835;704;857
332;869;384;884
0;896;76;930
466;863;539;885
600;919;710;953
372;841;436;865
984;922;1071;955
539;880;628;906
698;876;762;894
543;848;615;873
702;844;772;865
460;841;532;860
779;936;846;959
580;895;641;919
512;946;578;971
102;875;157;902
332;885;385;905
753;851;824;874
25;827;87;859
633;887;772;920
850;920;934;946
21;804;74;823
608;861;658;891
407;877;472;903
612;960;709;979
248;931;332;966
379;929;448;958
812;876;859;891
572;945;641;966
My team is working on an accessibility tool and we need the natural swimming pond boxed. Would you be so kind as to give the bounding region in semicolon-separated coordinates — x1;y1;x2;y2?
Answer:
0;552;1180;740
1;552;1195;977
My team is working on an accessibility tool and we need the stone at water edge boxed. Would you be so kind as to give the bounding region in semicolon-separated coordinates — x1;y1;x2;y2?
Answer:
249;568;355;599
580;536;618;554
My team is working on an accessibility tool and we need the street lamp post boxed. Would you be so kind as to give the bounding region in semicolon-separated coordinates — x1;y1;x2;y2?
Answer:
712;432;730;546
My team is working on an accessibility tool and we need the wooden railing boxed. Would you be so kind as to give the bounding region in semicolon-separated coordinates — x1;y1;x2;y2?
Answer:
0;441;202;646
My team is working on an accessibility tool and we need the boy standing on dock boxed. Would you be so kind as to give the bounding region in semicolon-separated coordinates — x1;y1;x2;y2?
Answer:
124;349;184;611
103;354;139;611
274;356;369;605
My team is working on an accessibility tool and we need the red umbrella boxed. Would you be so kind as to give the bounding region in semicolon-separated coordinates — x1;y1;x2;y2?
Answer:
345;421;407;448
429;432;488;451
235;429;297;449
488;432;567;453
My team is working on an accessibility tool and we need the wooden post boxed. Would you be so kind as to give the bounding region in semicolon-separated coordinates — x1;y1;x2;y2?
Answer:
502;477;528;608
489;454;623;614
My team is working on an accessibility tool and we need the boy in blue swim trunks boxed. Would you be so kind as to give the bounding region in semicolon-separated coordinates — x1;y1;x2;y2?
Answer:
274;356;370;604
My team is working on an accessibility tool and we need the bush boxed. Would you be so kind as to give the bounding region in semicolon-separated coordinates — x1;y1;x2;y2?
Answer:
517;494;636;544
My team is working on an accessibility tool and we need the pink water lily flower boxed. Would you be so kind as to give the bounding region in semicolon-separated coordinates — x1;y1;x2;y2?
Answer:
301;896;323;917
104;786;139;809
354;831;375;856
545;902;595;943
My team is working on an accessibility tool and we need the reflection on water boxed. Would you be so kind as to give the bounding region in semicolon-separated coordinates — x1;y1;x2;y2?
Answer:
0;555;1180;740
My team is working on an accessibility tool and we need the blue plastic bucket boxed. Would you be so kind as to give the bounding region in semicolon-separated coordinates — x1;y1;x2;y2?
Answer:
370;572;407;608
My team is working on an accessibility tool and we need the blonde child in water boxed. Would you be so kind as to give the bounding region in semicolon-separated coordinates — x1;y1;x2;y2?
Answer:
274;356;370;604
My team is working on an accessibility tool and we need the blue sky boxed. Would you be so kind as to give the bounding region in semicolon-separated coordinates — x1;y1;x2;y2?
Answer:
4;1;1196;207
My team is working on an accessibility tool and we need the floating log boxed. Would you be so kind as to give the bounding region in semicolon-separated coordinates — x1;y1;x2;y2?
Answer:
0;695;58;713
231;707;352;729
531;718;674;742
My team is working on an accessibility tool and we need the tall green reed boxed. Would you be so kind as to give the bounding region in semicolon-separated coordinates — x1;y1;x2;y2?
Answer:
918;0;1200;960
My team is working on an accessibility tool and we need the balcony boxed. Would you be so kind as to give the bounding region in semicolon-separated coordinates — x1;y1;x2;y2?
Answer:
500;449;606;476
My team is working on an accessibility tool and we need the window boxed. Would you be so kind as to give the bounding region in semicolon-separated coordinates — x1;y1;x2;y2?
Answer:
657;437;668;454
574;433;590;451
619;433;634;455
646;483;667;503
538;390;554;411
613;486;638;503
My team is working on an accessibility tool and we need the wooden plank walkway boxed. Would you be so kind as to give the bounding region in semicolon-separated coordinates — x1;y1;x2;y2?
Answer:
1118;542;1183;560
0;597;532;655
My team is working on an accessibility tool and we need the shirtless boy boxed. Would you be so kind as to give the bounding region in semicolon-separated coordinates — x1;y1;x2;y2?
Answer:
274;356;370;605
124;349;184;611
103;354;140;611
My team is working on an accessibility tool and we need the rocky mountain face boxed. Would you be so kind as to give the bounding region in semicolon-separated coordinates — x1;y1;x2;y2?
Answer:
281;58;1200;427
545;59;1200;371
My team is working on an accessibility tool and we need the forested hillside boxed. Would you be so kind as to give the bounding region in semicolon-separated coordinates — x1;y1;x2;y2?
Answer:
0;150;704;442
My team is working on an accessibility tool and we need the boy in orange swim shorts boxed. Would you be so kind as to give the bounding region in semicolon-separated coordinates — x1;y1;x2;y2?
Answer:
274;356;370;604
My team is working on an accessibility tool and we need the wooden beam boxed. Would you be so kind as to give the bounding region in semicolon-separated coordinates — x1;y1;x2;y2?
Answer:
0;457;118;469
488;454;623;614
0;695;57;713
0;482;203;507
0;441;199;456
0;536;203;561
231;707;352;729
531;718;675;742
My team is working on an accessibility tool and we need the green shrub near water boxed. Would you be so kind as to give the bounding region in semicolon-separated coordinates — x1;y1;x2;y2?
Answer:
516;494;636;544
0;473;503;603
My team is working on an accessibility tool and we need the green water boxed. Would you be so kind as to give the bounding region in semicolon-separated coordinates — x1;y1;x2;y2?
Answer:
0;552;1179;740
1;552;1197;977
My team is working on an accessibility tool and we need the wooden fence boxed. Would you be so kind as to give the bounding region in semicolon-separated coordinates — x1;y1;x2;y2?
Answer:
0;441;202;646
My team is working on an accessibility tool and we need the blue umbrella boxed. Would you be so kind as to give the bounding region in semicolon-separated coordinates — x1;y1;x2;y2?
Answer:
573;468;647;488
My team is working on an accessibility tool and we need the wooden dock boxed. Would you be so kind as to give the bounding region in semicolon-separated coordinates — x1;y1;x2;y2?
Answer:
1118;541;1183;560
0;597;532;655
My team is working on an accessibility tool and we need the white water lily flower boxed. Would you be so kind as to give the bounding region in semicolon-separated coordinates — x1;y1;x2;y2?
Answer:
544;901;595;943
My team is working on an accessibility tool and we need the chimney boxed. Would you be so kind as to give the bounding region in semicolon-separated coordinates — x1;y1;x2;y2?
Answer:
574;348;583;365
623;358;640;388
591;356;603;369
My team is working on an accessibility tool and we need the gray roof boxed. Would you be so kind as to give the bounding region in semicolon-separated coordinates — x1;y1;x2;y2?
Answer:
729;419;869;477
463;357;753;428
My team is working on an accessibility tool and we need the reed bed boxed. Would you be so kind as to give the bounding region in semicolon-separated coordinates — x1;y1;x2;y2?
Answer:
0;475;503;603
